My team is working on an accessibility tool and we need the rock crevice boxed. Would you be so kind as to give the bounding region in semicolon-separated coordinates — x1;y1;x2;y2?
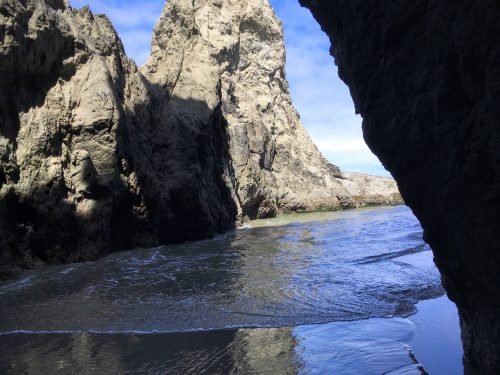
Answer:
0;0;401;279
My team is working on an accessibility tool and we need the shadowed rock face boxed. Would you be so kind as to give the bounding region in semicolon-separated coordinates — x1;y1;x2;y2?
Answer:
0;0;237;277
299;0;500;372
0;0;400;278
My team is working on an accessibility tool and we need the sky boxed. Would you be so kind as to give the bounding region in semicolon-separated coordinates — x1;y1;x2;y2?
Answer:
69;0;388;176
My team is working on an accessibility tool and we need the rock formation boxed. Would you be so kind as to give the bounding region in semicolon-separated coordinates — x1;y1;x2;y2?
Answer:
0;0;401;279
0;0;145;273
141;0;401;219
299;0;500;373
0;0;238;276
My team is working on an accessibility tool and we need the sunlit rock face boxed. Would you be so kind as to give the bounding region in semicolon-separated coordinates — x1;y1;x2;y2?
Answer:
0;0;151;272
0;0;400;278
299;0;500;372
142;0;401;221
0;0;237;276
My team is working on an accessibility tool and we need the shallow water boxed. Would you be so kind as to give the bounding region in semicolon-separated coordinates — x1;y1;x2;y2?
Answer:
0;206;462;374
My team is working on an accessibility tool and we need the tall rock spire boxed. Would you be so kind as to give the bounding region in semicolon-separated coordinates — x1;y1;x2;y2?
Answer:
142;0;401;220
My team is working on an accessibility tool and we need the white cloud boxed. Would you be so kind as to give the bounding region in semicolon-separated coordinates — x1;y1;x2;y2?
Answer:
270;0;388;176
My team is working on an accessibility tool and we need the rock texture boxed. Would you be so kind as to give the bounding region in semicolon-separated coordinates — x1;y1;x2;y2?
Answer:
0;0;238;277
0;0;401;279
141;0;401;220
0;0;142;273
299;0;500;373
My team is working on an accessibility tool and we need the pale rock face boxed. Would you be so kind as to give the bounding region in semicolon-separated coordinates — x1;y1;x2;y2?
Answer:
0;0;401;278
0;0;153;271
142;0;401;220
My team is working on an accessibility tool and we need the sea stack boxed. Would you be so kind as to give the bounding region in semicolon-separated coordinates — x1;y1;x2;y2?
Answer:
142;0;402;220
0;0;401;278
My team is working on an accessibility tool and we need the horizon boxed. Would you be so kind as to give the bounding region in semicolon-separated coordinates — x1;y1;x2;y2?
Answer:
69;0;390;177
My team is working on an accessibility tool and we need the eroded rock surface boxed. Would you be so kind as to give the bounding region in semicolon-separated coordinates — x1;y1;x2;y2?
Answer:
0;0;239;276
0;0;401;279
142;0;401;220
299;0;500;372
0;0;142;274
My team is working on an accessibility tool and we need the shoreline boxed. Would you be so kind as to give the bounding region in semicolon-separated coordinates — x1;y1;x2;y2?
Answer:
0;295;464;374
0;206;460;373
1;204;406;282
241;203;406;229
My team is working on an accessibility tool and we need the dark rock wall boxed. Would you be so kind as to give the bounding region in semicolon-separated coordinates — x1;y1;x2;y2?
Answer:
299;0;500;372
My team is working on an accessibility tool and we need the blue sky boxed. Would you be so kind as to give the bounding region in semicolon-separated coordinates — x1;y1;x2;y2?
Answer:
69;0;388;176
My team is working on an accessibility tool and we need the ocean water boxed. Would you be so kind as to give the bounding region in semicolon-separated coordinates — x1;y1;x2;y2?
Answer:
0;206;463;374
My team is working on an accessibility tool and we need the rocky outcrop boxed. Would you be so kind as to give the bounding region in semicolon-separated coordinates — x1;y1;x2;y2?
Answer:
0;0;401;278
299;0;500;373
0;0;238;276
0;0;141;272
141;0;401;220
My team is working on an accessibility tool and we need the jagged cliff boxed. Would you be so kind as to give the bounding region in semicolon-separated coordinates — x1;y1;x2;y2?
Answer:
0;0;239;276
299;0;500;373
142;0;400;219
0;0;401;278
0;0;149;271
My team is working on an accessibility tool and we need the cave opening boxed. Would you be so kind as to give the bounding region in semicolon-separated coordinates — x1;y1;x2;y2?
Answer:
1;0;466;374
